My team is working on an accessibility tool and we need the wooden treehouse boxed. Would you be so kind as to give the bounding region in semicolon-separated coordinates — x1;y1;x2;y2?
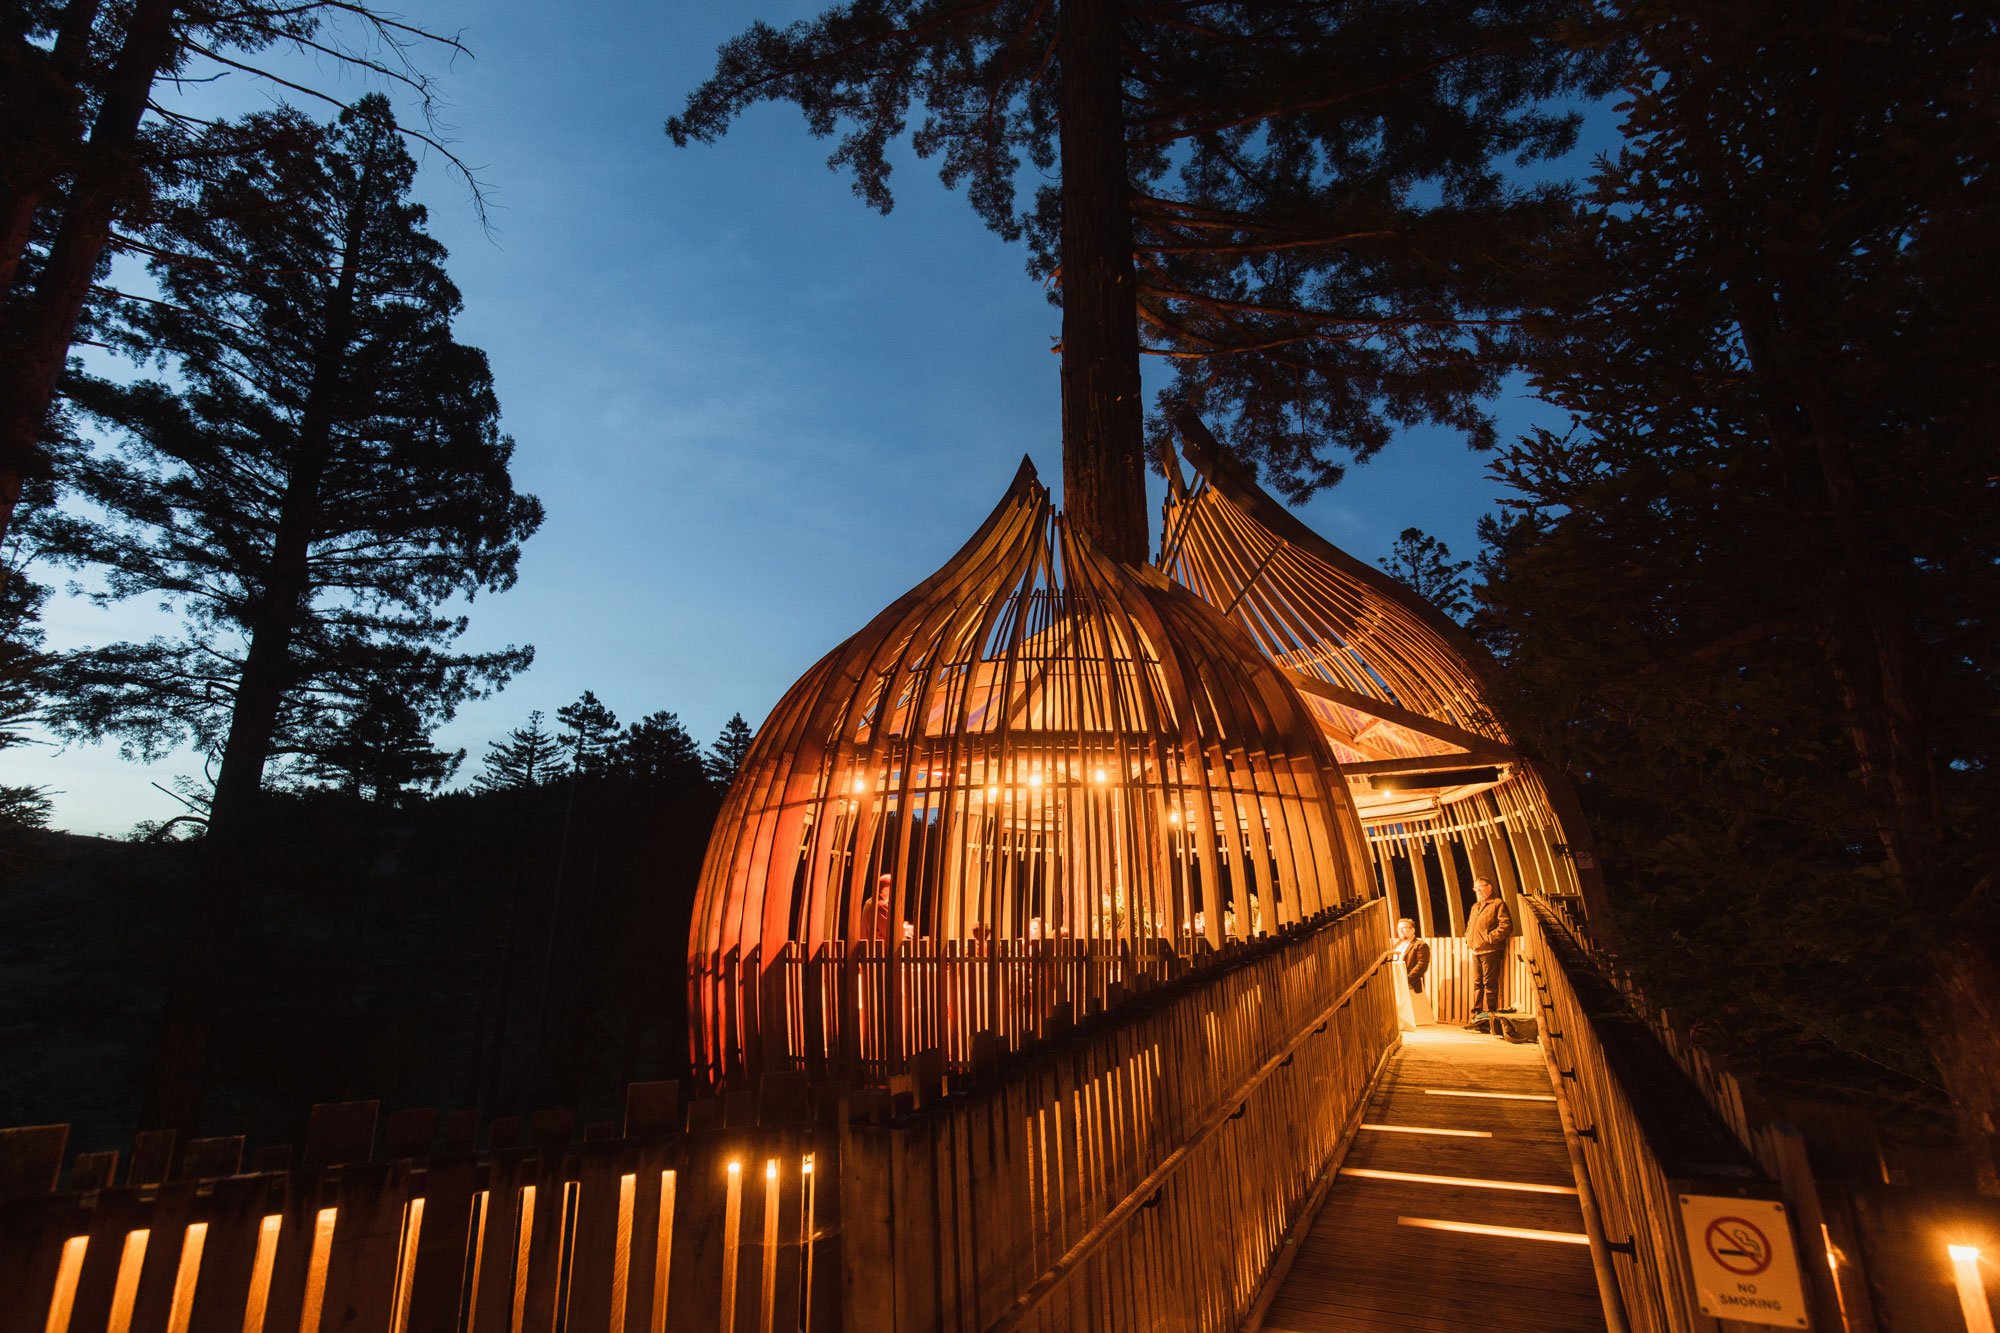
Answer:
2;426;1992;1332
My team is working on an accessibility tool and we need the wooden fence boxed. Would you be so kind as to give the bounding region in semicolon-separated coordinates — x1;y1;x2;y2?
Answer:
0;1084;837;1333
732;935;1181;1087
1543;905;2000;1333
838;896;1397;1332
1521;897;1824;1333
1;902;1398;1333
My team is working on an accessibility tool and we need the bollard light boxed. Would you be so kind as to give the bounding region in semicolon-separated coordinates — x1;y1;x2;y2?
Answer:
1949;1244;1995;1333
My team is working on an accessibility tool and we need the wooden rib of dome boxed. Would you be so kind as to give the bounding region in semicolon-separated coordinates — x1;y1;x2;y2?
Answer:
688;458;1374;1086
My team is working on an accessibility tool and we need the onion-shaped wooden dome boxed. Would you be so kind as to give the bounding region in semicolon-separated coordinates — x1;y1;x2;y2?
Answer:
689;459;1373;1084
689;428;1607;1086
1161;417;1608;939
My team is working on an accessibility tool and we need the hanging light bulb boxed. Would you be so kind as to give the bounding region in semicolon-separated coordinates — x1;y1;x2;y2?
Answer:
1093;768;1108;784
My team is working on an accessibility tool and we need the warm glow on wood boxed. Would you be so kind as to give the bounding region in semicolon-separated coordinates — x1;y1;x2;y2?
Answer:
650;1170;677;1333
721;1158;745;1333
462;1193;489;1333
1950;1245;1995;1333
611;1173;636;1332
300;1209;338;1333
165;1223;208;1333
1397;1216;1590;1245
104;1229;150;1333
1360;1122;1493;1138
1342;1167;1577;1195
510;1187;535;1333
388;1199;423;1333
1422;1088;1557;1103
241;1215;282;1333
41;1236;88;1333
761;1160;781;1333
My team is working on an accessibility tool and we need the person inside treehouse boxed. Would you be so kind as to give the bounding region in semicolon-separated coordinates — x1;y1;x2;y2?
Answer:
1464;877;1513;1032
1393;917;1434;1029
860;874;895;946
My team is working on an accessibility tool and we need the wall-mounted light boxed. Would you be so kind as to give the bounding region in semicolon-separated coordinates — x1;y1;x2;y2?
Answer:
1094;768;1108;784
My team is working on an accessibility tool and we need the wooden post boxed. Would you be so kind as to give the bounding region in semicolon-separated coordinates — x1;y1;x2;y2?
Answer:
1406;834;1437;937
1438;836;1468;935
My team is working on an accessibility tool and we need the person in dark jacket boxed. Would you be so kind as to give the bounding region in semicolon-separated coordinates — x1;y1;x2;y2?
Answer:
1463;876;1512;1028
1394;918;1431;993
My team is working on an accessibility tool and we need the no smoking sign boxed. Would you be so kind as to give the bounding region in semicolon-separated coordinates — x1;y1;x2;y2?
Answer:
1678;1195;1808;1327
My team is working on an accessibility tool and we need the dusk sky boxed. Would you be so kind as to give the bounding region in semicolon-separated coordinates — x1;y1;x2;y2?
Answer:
17;1;1613;835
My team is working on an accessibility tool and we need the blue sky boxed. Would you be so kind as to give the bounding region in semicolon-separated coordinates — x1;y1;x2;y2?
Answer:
15;2;1611;835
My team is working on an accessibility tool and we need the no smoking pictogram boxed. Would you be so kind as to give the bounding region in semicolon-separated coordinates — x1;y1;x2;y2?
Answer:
1680;1194;1804;1326
1704;1216;1773;1276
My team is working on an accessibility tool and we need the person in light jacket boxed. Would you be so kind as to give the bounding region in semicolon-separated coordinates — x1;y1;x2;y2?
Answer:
1463;876;1512;1028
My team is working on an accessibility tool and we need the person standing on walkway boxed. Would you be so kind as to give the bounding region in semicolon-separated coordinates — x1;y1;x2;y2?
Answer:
1464;876;1512;1030
1393;918;1434;1029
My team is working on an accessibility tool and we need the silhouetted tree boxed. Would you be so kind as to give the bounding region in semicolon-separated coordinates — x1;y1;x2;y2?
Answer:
303;684;462;806
0;1;485;561
476;711;561;793
1477;0;2000;1189
669;0;1607;556
35;97;540;1140
614;710;706;786
556;690;619;778
705;712;753;787
1378;527;1471;621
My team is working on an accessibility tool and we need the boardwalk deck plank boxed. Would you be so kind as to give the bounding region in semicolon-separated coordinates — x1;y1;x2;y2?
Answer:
1259;1026;1606;1333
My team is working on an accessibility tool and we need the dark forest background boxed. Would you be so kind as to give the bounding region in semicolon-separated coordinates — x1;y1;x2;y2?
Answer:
0;702;741;1155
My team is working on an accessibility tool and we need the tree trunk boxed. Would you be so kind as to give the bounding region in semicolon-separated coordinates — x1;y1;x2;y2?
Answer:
1923;929;2000;1196
138;155;372;1141
1736;266;1997;1193
1056;0;1148;565
0;0;107;297
0;0;179;561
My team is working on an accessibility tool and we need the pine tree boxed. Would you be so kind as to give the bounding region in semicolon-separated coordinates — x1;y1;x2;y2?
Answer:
37;96;540;1138
0;2;483;562
1378;528;1472;621
305;684;463;805
669;0;1606;556
1477;0;2000;1189
476;711;562;793
555;690;620;779
614;710;707;786
705;713;754;788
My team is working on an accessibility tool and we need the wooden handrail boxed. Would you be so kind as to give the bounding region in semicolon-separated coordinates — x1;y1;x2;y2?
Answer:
985;945;1396;1333
1537;989;1635;1333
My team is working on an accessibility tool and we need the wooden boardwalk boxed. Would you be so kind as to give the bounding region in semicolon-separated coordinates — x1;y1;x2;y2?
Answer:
1261;1025;1609;1333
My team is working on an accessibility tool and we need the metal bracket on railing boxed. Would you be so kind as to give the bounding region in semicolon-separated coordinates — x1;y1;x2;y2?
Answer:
1575;1125;1598;1141
1141;1188;1163;1209
1604;1237;1638;1258
1279;1053;1294;1067
1560;1067;1579;1080
1312;1021;1328;1034
1228;1102;1248;1120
